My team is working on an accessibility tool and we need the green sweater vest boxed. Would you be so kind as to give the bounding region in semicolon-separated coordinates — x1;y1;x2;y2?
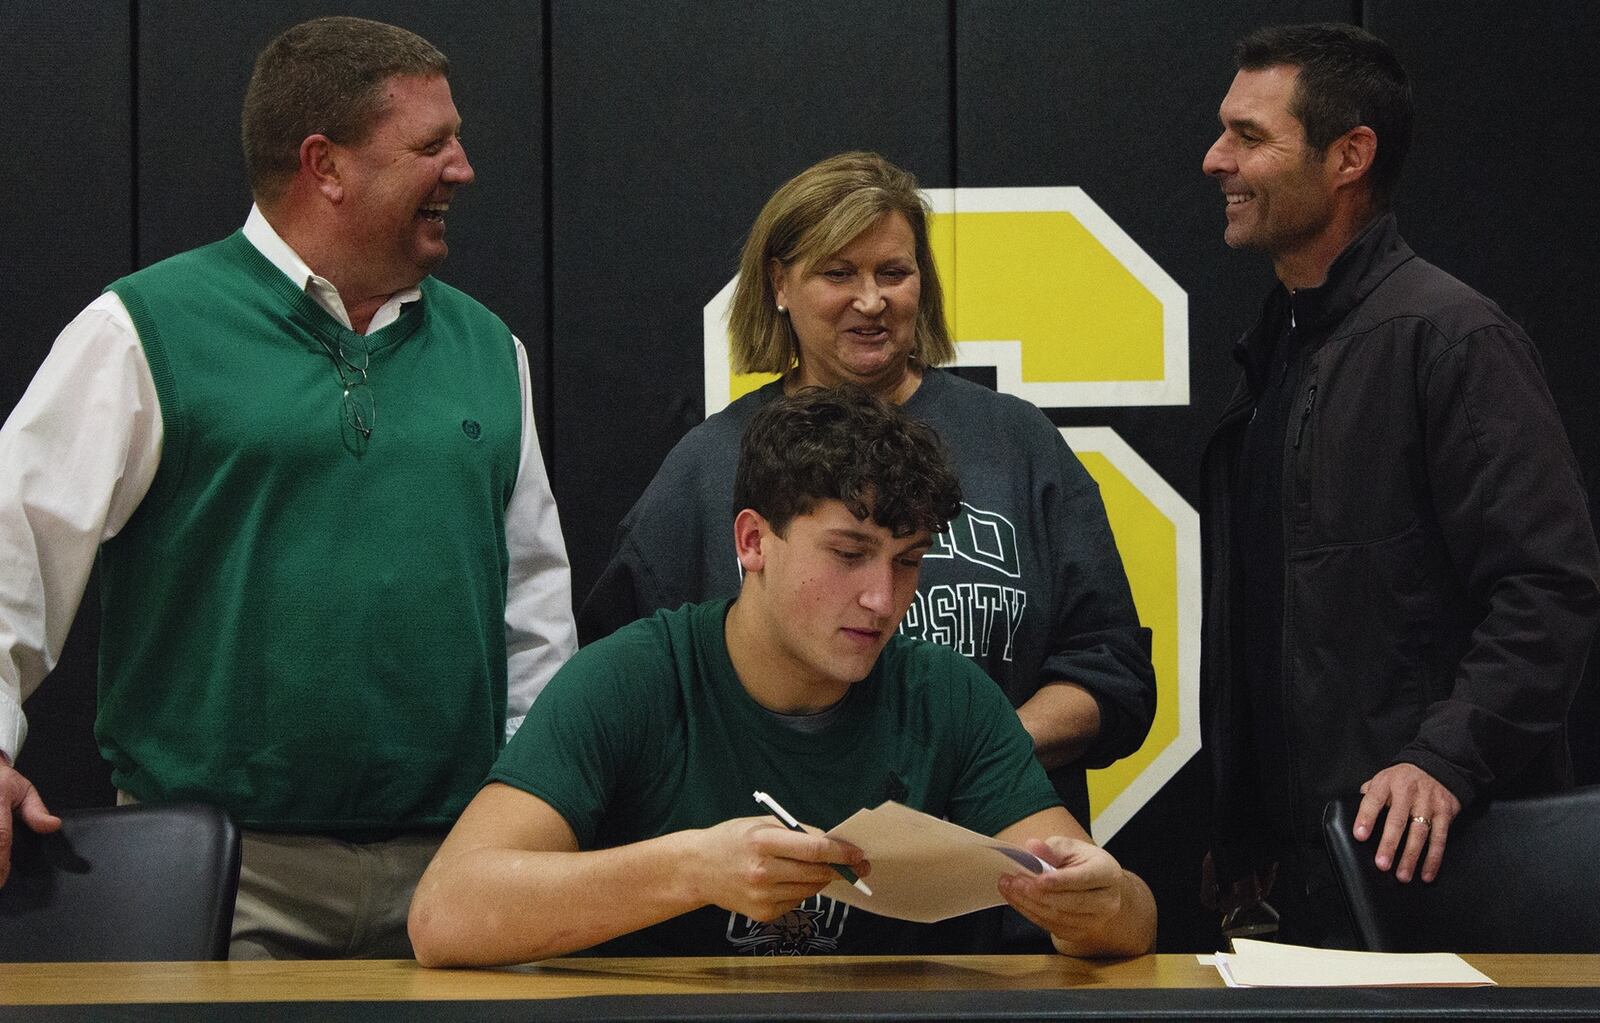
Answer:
98;232;521;832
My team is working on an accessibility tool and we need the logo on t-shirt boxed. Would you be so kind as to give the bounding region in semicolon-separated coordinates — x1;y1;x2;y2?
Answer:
724;895;850;955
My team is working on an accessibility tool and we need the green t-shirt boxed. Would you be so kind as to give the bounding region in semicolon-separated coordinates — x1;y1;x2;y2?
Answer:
488;599;1060;956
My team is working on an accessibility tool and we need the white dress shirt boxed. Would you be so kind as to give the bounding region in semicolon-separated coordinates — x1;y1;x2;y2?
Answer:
0;207;576;760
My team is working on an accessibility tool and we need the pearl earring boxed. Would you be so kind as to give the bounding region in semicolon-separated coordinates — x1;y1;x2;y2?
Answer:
776;304;787;314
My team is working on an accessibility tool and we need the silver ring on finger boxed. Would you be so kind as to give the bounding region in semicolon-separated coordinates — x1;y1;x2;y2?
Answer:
1410;815;1431;829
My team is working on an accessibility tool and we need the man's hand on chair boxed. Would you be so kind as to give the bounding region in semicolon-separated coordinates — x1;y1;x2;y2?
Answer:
0;753;62;887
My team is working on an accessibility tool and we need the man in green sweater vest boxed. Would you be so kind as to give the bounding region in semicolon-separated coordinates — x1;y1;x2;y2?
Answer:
408;386;1156;964
0;18;577;958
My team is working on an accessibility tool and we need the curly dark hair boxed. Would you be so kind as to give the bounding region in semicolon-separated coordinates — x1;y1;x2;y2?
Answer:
734;385;962;539
1236;23;1412;208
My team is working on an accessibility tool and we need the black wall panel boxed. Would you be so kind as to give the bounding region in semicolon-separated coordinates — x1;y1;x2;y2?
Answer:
2;2;134;809
134;1;551;450
1369;0;1600;794
548;0;952;598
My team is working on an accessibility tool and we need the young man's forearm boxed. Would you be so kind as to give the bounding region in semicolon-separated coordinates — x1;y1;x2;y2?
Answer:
409;831;706;966
1015;681;1101;769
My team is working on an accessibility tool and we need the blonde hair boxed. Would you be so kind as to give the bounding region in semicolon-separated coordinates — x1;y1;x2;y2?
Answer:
728;152;954;375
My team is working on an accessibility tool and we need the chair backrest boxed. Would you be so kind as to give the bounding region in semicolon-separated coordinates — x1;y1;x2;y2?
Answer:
1322;786;1600;953
0;801;240;961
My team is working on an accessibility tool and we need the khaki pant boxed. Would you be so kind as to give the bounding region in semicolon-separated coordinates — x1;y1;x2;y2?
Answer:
229;829;444;960
120;792;442;960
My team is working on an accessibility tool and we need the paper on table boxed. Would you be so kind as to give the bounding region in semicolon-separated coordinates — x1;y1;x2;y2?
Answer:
1214;938;1495;987
817;801;1047;923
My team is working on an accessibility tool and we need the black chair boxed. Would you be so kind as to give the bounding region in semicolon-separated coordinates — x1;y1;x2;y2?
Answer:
0;801;240;961
1323;786;1600;952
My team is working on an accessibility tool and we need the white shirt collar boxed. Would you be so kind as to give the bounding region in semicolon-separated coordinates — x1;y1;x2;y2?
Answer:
241;205;422;335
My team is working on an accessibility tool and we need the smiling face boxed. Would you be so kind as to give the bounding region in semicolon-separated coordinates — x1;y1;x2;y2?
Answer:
1203;65;1342;269
336;73;474;293
730;500;931;711
772;212;922;402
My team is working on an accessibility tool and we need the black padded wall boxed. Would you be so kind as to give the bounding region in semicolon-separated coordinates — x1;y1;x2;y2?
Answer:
548;0;953;592
3;2;134;809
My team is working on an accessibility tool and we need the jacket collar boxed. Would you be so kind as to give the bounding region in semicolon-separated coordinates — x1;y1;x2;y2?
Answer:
1232;211;1415;382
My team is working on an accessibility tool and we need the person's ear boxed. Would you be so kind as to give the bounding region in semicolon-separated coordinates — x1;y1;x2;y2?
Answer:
301;134;344;203
768;259;790;313
734;508;769;574
1330;125;1377;191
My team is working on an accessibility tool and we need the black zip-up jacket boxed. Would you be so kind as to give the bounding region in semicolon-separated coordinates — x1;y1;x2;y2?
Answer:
1201;213;1600;884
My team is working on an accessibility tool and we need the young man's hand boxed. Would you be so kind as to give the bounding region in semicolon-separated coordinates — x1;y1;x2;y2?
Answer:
1000;835;1148;957
690;816;868;922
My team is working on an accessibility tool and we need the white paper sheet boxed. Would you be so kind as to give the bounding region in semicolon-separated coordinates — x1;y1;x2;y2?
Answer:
1212;938;1495;987
817;801;1047;923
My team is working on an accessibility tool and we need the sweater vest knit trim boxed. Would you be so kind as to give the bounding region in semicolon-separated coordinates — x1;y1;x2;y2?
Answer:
99;231;521;832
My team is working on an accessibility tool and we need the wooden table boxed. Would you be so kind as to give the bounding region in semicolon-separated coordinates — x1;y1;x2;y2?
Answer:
1;954;1597;1020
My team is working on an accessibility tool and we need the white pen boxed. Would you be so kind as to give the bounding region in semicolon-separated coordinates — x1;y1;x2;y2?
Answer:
753;790;873;896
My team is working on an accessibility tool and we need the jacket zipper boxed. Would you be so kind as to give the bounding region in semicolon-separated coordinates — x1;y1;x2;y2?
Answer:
1281;355;1318;876
1293;383;1318;449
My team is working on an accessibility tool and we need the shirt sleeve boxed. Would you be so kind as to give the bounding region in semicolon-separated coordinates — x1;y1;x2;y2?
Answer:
0;293;163;760
486;636;653;848
502;336;578;740
578;528;650;647
941;648;1063;836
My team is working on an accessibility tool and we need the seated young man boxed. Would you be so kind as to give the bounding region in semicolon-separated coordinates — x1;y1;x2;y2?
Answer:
408;386;1157;965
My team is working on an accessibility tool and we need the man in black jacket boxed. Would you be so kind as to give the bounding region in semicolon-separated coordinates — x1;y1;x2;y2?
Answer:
1198;22;1600;945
